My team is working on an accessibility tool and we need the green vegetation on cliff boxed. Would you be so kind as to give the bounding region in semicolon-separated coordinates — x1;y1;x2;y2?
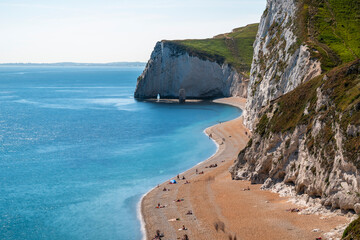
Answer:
255;60;360;167
163;23;258;75
342;217;360;240
251;0;360;168
297;0;360;71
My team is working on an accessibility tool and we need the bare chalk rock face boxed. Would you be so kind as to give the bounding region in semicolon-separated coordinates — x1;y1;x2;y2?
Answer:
134;41;248;100
244;0;321;130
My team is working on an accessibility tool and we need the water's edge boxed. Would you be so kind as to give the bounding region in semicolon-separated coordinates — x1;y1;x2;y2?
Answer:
137;99;243;240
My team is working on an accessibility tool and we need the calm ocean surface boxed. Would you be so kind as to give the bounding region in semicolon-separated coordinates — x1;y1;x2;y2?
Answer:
0;66;241;240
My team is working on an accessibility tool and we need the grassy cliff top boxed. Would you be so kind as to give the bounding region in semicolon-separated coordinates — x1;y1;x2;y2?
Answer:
297;0;360;71
163;23;258;76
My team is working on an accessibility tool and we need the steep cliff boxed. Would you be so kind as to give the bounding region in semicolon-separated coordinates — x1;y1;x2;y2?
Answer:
232;0;360;213
134;24;258;99
232;60;360;212
244;0;360;130
244;0;321;129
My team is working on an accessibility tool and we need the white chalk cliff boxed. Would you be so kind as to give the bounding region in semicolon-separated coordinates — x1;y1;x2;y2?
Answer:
134;41;248;99
232;0;360;214
244;0;321;130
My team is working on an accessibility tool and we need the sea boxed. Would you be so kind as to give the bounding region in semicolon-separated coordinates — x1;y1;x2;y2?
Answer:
0;66;242;240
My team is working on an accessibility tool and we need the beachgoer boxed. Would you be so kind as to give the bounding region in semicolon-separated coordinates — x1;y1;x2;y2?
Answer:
182;176;186;180
182;234;189;240
154;229;163;239
177;174;180;180
163;187;167;191
196;168;198;174
186;210;192;215
182;225;187;230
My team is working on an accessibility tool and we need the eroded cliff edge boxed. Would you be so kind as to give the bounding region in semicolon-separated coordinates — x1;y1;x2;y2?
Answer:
232;0;360;214
134;24;258;99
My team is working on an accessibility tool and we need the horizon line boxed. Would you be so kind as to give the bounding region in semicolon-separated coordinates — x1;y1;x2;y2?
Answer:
0;62;147;66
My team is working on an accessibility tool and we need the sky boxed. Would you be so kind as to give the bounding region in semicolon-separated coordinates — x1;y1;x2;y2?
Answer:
0;0;266;63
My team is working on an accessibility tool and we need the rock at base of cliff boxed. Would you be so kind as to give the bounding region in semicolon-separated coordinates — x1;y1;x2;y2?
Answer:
179;89;186;103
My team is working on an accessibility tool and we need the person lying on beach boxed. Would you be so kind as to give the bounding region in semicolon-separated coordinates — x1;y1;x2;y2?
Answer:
287;208;301;212
186;210;193;215
199;171;204;174
178;225;188;231
163;187;167;191
243;186;250;191
184;180;190;184
182;176;186;180
174;198;184;202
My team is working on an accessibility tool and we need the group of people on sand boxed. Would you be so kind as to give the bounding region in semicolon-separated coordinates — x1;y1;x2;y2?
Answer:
206;163;217;168
156;161;233;240
153;227;189;239
195;169;204;174
177;174;186;180
156;203;165;209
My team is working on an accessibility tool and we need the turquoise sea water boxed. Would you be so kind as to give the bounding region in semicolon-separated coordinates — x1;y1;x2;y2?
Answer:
0;66;241;240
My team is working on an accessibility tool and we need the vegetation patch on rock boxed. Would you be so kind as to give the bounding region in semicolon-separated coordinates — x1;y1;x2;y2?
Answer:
342;217;360;240
296;0;360;71
164;23;258;76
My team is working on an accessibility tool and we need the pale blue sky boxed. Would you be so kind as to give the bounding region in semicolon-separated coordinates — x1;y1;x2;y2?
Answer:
0;0;266;63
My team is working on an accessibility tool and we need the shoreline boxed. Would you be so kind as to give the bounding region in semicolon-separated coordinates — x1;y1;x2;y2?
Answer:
138;97;241;240
140;97;349;240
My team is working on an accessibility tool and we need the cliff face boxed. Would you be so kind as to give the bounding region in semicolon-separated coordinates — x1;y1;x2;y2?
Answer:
134;24;259;99
232;60;360;212
232;0;360;213
134;41;247;99
244;0;321;130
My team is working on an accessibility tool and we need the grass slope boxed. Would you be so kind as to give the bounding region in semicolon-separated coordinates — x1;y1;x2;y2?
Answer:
342;217;360;240
164;23;258;76
298;0;360;71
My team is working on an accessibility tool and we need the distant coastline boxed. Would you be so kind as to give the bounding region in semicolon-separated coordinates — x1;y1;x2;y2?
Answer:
0;62;146;67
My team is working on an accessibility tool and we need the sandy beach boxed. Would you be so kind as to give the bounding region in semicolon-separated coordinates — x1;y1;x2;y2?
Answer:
141;97;348;240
